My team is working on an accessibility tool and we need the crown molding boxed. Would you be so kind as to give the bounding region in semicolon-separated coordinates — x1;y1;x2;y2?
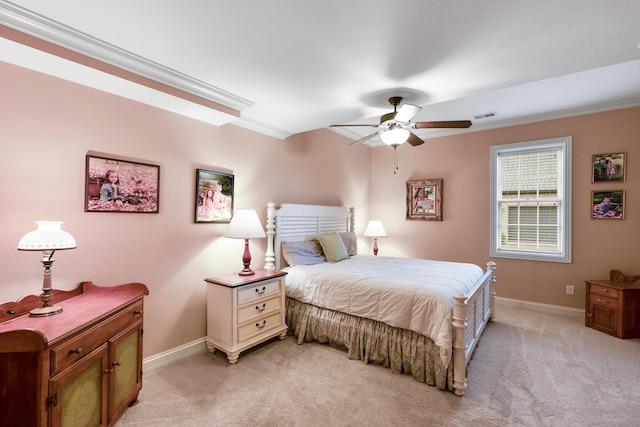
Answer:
0;1;253;112
233;116;292;140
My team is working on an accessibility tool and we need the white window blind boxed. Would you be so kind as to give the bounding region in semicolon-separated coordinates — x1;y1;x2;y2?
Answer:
490;137;572;263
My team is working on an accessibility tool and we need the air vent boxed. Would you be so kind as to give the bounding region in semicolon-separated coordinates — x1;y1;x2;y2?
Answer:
473;111;497;120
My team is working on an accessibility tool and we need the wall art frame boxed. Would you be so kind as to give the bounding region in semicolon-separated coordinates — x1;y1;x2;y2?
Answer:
195;169;234;223
85;154;160;213
592;152;626;183
406;179;442;221
591;190;625;219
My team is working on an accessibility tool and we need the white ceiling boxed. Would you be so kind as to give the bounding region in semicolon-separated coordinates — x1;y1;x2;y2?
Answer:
2;1;640;145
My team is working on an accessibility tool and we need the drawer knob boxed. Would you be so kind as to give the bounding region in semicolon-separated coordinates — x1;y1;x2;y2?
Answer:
69;348;82;355
587;313;593;317
596;288;608;293
596;298;607;303
255;287;266;295
112;361;122;367
256;304;266;312
134;310;142;315
255;320;267;329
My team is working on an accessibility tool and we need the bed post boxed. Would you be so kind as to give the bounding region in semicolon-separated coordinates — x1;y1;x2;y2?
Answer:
487;261;497;320
451;292;468;396
349;207;355;232
264;202;276;270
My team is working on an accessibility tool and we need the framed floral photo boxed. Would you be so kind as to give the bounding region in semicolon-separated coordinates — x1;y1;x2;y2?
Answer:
195;169;234;223
592;190;625;219
85;154;159;213
592;152;625;182
406;179;442;221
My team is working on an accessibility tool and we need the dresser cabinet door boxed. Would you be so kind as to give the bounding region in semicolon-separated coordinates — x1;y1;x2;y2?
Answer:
108;322;143;424
588;295;618;336
50;344;109;427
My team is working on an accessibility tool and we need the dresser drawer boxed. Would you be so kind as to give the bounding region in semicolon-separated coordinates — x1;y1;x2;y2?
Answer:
237;280;281;304
238;312;282;343
237;295;282;323
589;293;617;309
590;285;619;300
51;301;143;374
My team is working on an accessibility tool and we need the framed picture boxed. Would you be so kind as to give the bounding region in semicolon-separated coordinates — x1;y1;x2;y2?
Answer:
195;169;234;223
85;155;160;213
406;179;442;221
592;190;625;219
592;152;626;182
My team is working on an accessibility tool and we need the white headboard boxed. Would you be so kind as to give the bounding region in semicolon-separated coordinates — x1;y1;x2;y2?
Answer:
264;202;355;270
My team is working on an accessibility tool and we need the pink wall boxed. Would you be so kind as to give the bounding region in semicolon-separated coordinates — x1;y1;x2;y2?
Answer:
2;58;638;359
0;61;370;357
370;107;640;309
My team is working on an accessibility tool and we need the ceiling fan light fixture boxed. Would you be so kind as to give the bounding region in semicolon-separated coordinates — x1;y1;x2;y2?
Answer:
380;128;410;146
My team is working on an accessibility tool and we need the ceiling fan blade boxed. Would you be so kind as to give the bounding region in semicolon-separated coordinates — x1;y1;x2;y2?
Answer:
394;104;421;123
406;131;425;147
349;130;384;145
413;120;472;129
330;123;380;128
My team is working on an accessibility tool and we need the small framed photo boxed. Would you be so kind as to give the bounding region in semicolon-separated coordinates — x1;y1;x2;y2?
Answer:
592;190;625;219
85;155;159;213
592;153;626;182
406;179;442;221
195;169;234;223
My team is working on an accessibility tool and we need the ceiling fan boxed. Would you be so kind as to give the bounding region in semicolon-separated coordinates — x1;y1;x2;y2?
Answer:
330;96;472;147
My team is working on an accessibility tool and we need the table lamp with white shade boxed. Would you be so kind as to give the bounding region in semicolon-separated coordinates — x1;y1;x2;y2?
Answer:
17;221;76;317
364;220;387;256
223;209;266;276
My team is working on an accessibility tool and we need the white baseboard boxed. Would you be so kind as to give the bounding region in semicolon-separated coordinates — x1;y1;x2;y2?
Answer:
142;337;207;374
495;296;584;318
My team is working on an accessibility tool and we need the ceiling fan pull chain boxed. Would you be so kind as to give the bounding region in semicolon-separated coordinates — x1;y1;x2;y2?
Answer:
393;145;399;174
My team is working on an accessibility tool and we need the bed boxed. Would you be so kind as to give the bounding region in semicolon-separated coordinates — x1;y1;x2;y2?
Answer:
263;202;496;396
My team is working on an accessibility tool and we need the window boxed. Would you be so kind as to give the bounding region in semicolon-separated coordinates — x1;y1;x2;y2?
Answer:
490;137;572;263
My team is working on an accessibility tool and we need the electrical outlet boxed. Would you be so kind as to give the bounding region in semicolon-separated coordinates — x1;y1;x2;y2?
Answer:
566;285;575;295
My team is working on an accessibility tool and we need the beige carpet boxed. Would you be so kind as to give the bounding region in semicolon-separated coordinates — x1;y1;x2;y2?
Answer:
115;301;640;426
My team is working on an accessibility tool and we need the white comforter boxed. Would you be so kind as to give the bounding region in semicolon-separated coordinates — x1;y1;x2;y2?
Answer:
284;255;484;365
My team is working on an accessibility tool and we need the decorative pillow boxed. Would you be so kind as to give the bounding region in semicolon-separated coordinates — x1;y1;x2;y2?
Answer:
339;231;358;256
281;240;325;266
317;232;349;263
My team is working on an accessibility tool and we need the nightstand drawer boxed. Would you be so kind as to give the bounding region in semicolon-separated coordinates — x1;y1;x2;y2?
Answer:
590;285;619;299
237;280;281;304
238;312;282;343
237;295;282;323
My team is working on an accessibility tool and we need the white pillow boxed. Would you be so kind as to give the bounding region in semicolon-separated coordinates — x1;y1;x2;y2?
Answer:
281;240;325;266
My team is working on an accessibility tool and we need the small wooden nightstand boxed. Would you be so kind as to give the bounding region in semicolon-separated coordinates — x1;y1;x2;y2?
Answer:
205;269;287;363
585;279;640;338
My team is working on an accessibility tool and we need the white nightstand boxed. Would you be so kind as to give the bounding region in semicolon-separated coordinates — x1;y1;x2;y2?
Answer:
205;269;287;363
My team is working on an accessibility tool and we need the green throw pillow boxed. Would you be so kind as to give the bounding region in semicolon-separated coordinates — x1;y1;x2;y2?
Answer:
317;232;349;263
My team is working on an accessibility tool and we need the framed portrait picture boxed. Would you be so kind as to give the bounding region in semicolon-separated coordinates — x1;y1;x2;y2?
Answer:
85;155;160;213
592;190;625;219
406;179;442;221
195;169;234;223
592;153;626;182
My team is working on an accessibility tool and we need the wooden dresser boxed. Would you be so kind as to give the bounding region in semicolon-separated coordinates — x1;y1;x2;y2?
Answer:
0;281;148;427
585;279;640;338
205;269;287;363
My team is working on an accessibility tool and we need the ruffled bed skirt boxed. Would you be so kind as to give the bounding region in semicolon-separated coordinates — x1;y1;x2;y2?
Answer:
285;297;453;390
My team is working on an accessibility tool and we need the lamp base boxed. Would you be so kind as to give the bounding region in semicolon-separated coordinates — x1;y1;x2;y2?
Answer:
29;305;63;317
238;268;255;276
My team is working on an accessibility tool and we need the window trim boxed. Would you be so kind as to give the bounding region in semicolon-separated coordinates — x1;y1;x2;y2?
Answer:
490;136;572;263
